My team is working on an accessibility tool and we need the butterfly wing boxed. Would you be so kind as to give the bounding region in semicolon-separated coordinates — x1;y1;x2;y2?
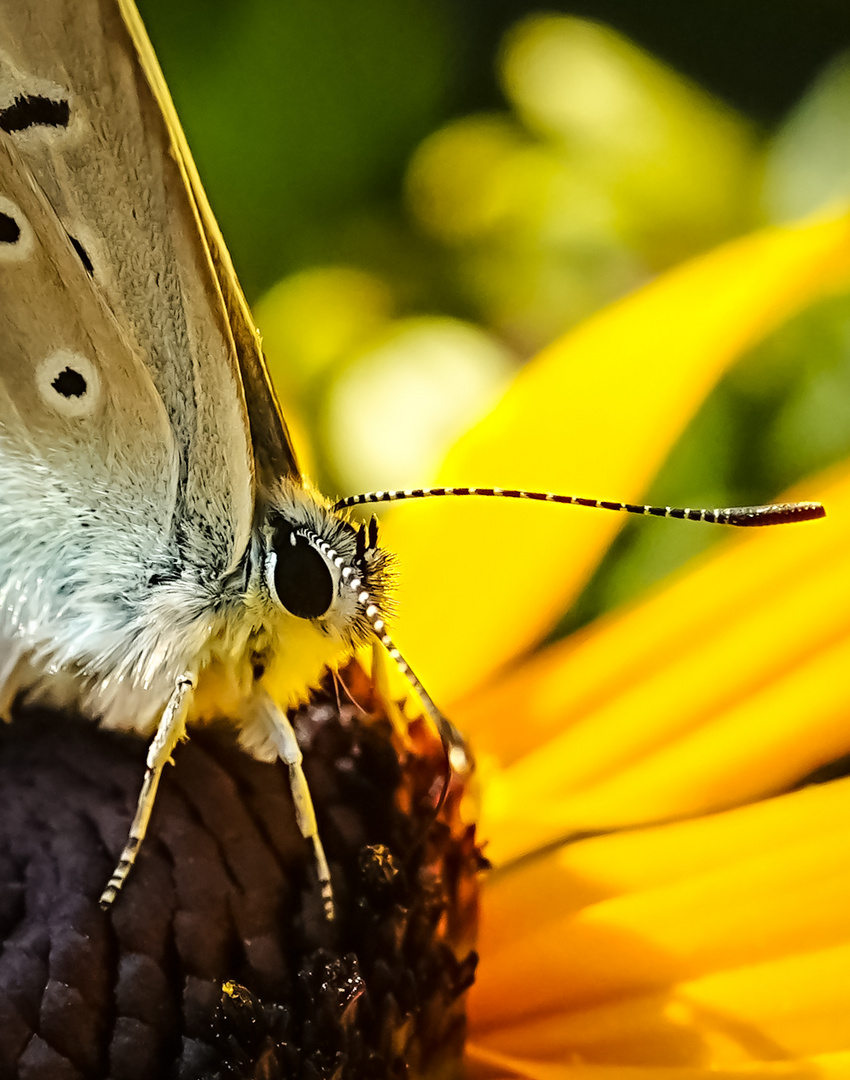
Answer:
117;0;300;490
0;128;180;672
0;0;302;720
0;0;290;583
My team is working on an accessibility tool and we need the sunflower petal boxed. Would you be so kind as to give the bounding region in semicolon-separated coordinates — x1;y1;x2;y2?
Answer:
381;214;850;704
466;1044;850;1080
469;778;850;1064
470;945;850;1069
479;776;850;949
471;459;850;862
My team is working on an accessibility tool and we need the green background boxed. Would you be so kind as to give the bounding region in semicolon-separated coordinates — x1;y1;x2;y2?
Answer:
134;0;850;634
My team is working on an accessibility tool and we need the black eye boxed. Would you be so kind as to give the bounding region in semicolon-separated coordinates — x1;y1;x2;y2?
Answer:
272;522;333;619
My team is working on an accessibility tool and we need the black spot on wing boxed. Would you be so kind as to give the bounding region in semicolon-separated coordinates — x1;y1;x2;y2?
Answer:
0;94;69;134
51;367;87;398
0;211;20;243
69;236;94;276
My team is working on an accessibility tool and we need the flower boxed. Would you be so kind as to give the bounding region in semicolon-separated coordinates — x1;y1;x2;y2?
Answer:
1;212;849;1080
0;673;480;1078
374;210;850;1078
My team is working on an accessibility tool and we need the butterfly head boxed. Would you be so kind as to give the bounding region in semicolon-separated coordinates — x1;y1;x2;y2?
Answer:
251;479;394;704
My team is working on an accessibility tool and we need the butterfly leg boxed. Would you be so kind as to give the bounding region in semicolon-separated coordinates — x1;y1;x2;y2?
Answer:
99;673;196;909
261;696;334;921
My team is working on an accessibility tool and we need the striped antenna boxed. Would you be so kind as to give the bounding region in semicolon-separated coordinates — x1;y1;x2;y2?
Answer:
296;527;473;777
334;487;825;527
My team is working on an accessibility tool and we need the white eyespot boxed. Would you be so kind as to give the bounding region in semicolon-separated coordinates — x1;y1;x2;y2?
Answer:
0;195;33;261
36;350;101;418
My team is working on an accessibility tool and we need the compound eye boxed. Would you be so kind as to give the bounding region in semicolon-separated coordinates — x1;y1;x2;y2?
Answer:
272;522;334;619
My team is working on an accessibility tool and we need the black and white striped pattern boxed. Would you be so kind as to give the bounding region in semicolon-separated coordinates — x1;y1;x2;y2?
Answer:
334;487;825;527
296;526;472;773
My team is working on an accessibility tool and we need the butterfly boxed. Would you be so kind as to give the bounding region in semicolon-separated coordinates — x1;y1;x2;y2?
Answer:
0;0;824;920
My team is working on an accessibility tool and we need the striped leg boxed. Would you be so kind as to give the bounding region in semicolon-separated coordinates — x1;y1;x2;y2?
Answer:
99;674;195;909
261;695;334;921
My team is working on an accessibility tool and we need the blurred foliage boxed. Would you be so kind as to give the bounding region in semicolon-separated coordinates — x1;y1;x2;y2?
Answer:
137;0;850;635
139;0;455;296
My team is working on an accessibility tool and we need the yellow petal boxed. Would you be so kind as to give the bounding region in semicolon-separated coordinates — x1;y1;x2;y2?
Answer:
473;460;850;862
479;776;850;955
469;780;850;1044
470;945;850;1069
466;1045;850;1080
381;213;850;705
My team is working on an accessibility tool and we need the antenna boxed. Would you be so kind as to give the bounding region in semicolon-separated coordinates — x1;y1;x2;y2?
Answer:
296;527;472;777
323;486;824;778
334;486;825;526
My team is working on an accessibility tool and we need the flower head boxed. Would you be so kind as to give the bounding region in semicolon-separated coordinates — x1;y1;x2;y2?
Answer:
1;208;849;1079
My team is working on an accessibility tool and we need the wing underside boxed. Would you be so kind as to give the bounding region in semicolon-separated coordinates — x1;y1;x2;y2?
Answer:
0;0;298;578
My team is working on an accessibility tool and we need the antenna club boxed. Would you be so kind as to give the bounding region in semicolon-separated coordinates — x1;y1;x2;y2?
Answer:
727;501;826;526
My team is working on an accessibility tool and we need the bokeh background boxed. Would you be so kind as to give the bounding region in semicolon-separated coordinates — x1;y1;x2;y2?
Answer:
135;0;850;637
